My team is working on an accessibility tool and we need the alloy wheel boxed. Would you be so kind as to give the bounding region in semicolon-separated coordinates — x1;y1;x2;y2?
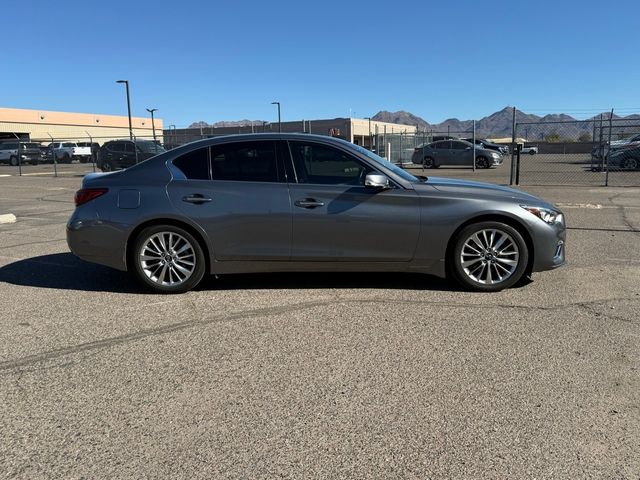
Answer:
139;231;196;287
459;228;519;285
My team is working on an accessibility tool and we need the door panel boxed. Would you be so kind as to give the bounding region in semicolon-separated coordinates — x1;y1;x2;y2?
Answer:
289;184;420;261
167;180;292;261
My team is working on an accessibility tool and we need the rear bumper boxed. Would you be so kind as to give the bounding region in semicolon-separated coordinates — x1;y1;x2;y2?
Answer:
67;206;128;271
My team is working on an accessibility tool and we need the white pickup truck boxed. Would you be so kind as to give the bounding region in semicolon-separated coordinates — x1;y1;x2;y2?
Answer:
48;142;92;163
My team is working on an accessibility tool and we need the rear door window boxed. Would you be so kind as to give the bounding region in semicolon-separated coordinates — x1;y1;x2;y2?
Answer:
209;141;280;182
173;148;210;180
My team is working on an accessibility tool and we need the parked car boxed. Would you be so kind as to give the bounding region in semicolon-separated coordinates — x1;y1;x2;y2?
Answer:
592;134;640;161
68;134;566;293
411;140;504;168
97;140;167;171
48;142;78;163
0;141;44;165
462;138;509;155
607;144;640;170
520;144;539;155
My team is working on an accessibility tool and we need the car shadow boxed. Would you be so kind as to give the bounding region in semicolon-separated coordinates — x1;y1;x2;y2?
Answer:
0;253;461;293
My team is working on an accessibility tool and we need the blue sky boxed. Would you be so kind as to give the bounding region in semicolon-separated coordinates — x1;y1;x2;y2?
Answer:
3;0;639;126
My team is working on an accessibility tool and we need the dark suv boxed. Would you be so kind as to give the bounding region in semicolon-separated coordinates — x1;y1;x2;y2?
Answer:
97;140;166;171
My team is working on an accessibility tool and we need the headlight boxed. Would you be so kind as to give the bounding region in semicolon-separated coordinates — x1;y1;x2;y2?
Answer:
521;205;563;224
491;152;501;157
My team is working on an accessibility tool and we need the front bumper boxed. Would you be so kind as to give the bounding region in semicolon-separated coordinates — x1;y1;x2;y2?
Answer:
531;213;566;272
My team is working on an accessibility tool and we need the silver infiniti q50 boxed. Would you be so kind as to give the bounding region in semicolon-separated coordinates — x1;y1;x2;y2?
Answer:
67;134;566;293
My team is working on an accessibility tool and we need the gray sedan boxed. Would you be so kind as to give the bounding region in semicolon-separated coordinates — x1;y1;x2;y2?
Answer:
67;134;565;293
412;139;504;168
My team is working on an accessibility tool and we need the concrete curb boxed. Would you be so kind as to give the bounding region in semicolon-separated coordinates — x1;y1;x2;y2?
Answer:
0;213;17;224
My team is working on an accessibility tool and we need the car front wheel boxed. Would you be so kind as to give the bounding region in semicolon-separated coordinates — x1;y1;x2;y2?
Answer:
475;156;490;169
451;221;529;292
132;225;206;293
422;156;436;168
9;156;18;166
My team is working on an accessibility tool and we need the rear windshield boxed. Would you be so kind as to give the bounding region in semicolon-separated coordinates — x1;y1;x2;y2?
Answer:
137;141;166;154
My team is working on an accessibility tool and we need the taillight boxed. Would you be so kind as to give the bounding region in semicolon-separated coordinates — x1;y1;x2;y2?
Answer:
74;188;108;206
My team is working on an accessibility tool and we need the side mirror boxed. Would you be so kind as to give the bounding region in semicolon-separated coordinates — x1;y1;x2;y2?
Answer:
365;173;391;190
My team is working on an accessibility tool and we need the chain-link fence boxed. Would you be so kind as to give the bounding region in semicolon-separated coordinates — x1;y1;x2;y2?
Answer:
513;117;640;187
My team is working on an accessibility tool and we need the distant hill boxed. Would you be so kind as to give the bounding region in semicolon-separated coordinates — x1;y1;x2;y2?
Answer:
373;107;640;140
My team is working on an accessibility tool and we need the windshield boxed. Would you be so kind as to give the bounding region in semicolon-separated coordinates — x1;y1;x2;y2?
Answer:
137;141;166;154
22;143;40;148
350;143;419;182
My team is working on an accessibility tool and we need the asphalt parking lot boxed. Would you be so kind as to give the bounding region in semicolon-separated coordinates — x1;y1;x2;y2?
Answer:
0;164;639;479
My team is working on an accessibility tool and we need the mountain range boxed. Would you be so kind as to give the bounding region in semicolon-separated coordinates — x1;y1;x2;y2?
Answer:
372;107;640;139
190;107;640;140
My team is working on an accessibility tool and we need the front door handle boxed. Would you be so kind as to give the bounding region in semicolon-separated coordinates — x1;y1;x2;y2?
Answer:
294;198;325;209
182;194;212;204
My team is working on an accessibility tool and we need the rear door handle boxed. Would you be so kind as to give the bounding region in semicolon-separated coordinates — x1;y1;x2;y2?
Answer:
182;194;212;204
294;198;325;209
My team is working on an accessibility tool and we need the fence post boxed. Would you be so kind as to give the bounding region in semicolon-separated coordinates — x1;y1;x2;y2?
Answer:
383;125;387;160
47;133;58;178
515;145;521;185
472;120;476;172
510;107;517;185
85;131;96;172
605;109;614;186
12;133;22;176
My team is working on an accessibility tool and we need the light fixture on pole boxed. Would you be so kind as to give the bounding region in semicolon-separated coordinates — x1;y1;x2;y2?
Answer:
146;108;158;141
271;101;281;132
116;80;133;140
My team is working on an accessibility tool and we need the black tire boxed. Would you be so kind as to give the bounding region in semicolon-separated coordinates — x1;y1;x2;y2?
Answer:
9;156;18;167
131;225;206;294
622;157;639;170
450;221;529;292
101;161;113;172
422;156;436;168
529;150;536;155
475;156;490;169
63;154;72;164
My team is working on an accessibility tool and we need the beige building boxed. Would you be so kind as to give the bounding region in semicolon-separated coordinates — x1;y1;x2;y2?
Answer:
0;107;163;144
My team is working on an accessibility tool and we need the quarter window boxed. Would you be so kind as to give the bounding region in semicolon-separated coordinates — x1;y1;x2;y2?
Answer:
173;148;210;180
288;141;371;185
209;141;279;182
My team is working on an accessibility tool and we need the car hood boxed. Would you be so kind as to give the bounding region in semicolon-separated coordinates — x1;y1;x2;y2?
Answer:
418;176;554;207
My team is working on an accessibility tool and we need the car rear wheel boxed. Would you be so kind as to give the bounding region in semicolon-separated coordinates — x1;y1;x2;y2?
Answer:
475;156;490;169
9;156;18;166
422;156;436;168
622;157;639;170
529;150;536;155
101;161;113;172
132;225;206;293
451;221;528;292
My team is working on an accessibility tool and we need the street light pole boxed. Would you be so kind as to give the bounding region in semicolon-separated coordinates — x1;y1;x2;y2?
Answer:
146;108;158;141
116;80;133;140
271;101;281;132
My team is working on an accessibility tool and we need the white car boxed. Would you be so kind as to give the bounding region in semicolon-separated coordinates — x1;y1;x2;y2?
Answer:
520;145;538;155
